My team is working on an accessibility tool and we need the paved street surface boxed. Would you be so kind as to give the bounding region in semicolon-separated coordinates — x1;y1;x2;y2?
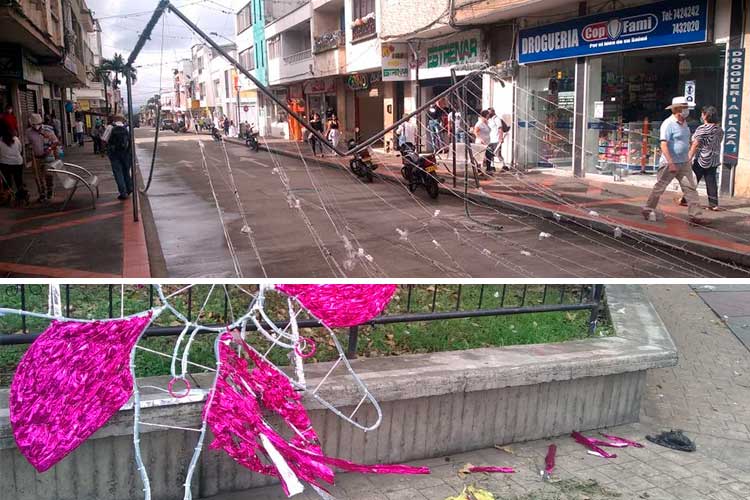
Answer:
135;128;747;278
693;284;750;352
0;141;149;278
204;285;750;500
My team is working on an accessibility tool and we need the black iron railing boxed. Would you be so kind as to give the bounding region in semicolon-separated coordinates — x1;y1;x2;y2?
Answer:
0;285;605;358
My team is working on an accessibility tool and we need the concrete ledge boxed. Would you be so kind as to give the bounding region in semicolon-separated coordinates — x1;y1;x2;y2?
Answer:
0;285;676;500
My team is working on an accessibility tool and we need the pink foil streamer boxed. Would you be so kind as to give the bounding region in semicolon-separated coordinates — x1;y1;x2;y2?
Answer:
206;331;429;495
599;433;644;448
571;431;617;459
467;466;515;474
276;284;397;327
10;314;153;472
545;444;556;474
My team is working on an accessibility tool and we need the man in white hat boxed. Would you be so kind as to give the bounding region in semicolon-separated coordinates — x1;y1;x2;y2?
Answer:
24;113;59;203
642;96;705;224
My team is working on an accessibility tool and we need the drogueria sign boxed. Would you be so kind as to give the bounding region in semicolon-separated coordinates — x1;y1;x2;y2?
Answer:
518;0;708;64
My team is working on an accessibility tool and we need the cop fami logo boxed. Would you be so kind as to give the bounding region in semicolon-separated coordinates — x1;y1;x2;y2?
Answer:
582;13;658;42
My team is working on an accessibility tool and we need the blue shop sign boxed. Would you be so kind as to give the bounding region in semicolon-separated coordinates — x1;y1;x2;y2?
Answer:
518;0;708;64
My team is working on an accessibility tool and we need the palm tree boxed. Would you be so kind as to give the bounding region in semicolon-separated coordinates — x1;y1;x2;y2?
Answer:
93;65;111;115
100;53;138;114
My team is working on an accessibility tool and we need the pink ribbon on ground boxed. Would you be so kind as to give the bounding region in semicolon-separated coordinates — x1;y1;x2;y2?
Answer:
10;314;153;472
571;431;617;459
599;433;644;448
205;331;429;496
545;444;556;474
276;284;397;328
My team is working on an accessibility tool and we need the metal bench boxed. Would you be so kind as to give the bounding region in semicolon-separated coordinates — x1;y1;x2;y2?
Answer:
47;161;100;210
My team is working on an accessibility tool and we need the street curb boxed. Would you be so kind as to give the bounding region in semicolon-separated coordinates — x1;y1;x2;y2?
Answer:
234;137;749;268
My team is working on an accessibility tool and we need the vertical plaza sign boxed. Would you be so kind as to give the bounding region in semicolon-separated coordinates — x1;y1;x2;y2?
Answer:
517;0;708;64
722;49;744;166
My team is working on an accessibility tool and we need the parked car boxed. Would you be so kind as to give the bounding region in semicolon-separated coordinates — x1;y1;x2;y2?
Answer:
160;119;175;130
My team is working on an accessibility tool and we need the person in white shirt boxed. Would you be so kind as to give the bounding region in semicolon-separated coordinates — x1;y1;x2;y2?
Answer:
474;110;495;175
448;109;465;143
0;119;27;203
395;113;416;149
75;119;84;146
487;108;506;171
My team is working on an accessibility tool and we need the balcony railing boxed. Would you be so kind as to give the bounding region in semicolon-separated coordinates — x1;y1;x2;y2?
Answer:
351;14;376;41
283;48;312;64
313;30;345;54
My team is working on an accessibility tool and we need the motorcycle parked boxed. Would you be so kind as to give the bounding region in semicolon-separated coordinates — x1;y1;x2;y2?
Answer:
347;138;376;183
398;142;439;199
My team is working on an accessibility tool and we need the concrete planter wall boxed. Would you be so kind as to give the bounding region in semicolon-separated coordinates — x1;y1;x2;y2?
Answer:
0;285;676;500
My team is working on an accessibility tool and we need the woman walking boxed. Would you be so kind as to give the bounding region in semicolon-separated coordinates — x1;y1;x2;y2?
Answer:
325;113;341;155
679;106;724;210
0;119;27;205
309;113;324;156
473;110;493;175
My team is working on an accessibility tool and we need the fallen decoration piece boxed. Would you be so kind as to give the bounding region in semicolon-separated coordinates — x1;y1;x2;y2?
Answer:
646;430;696;452
571;431;617;459
276;284;397;328
541;443;556;480
10;314;154;472
599;433;643;448
205;330;429;496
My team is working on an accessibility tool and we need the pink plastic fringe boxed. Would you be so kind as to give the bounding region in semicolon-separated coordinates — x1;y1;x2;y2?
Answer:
276;284;397;328
467;466;515;474
10;314;153;472
599;433;644;448
545;444;556;474
206;331;429;496
571;431;617;459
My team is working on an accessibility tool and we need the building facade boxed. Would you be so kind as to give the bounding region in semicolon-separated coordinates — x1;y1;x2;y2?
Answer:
0;0;98;145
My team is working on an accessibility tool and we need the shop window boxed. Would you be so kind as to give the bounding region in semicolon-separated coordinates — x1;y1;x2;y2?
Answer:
583;45;726;176
516;60;575;170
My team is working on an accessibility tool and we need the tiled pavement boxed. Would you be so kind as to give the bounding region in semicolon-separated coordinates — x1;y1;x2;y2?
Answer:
236;136;750;265
206;285;750;500
0;142;150;277
692;284;750;352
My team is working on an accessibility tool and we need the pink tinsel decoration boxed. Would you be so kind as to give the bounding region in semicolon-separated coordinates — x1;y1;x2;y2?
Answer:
206;331;429;495
545;444;556;474
467;466;515;474
599;433;644;448
10;314;153;472
276;284;397;328
571;431;617;459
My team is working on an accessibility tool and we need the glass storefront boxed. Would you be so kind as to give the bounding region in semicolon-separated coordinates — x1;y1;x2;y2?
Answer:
515;59;576;169
583;45;726;175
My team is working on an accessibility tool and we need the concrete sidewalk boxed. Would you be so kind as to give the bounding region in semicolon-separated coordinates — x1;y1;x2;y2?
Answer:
202;285;750;500
693;284;750;352
239;136;750;267
0;142;150;277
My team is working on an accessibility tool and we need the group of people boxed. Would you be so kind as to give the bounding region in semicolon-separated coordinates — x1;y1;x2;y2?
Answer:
308;109;340;157
0;105;134;206
393;100;508;175
643;96;724;224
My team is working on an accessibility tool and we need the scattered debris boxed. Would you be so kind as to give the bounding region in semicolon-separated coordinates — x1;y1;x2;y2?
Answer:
433;209;441;217
571;431;617;458
459;463;514;476
541;443;556;481
648;211;657;222
240;225;252;234
445;485;495;500
588;210;599;217
494;445;514;454
646;430;696;452
520;250;532;256
613;227;622;238
599;433;643;448
396;228;409;241
538;232;551;240
553;212;562;222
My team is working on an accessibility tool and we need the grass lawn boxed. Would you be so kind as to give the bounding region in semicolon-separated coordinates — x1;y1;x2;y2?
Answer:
0;284;609;386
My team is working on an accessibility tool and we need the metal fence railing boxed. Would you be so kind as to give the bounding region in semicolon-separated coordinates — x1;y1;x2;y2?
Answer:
0;284;605;358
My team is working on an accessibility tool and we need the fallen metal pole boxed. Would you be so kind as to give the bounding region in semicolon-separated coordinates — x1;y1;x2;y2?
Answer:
126;73;139;222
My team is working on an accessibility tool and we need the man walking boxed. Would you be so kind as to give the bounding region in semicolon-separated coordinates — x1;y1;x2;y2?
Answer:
102;115;133;200
75;118;85;146
643;96;705;224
